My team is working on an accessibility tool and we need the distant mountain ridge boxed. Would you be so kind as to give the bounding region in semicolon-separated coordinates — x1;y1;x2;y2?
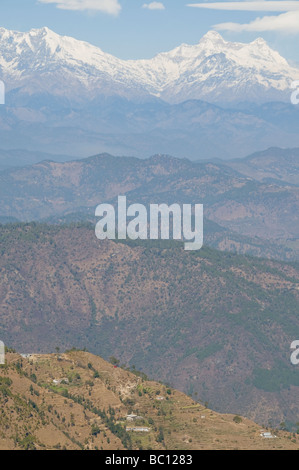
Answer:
0;149;298;261
0;148;75;171
1;97;299;159
226;147;299;186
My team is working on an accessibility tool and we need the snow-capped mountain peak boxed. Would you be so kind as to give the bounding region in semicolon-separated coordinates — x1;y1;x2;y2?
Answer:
0;26;298;104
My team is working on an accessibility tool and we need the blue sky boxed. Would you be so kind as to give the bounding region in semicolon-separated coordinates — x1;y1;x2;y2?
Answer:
0;0;298;63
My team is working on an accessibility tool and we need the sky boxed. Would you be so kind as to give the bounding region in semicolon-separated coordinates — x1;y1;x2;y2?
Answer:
0;0;298;63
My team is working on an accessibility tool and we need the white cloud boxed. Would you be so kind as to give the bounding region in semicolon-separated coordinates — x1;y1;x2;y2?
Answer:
214;10;299;32
187;2;299;12
187;1;299;33
142;2;165;10
38;0;122;15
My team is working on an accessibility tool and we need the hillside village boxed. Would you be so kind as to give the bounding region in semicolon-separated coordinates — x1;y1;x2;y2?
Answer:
0;349;298;450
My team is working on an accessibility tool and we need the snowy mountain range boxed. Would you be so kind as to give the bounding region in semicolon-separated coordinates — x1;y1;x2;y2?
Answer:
0;27;299;159
0;27;298;105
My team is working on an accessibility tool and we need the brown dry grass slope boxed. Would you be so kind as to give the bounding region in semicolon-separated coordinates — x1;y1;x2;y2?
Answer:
0;350;298;450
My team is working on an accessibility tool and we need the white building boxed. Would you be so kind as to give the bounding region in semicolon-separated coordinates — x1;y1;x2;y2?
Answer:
126;427;150;433
260;432;276;439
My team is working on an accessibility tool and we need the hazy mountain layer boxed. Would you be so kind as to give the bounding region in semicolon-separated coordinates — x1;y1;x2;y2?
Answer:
0;152;298;260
